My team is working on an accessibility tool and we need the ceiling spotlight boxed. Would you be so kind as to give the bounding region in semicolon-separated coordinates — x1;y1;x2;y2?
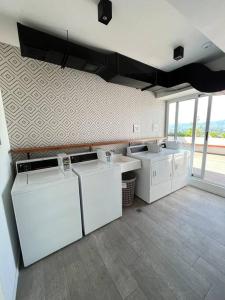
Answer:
173;46;184;61
98;0;112;25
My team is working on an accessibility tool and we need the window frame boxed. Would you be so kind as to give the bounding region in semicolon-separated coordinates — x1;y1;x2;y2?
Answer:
165;94;205;140
165;93;210;177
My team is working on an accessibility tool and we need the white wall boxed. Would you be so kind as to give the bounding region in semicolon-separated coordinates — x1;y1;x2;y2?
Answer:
0;42;165;150
0;90;19;300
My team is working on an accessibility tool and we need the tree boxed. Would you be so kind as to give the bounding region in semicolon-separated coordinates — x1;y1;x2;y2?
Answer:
209;131;218;138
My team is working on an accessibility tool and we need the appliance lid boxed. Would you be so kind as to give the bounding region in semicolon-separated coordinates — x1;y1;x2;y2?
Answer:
72;159;119;175
27;169;65;184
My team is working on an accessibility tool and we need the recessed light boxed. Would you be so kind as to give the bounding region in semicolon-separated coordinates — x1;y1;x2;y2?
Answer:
202;42;213;49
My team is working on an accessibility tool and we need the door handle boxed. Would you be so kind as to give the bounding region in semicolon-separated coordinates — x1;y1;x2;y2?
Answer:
205;131;209;142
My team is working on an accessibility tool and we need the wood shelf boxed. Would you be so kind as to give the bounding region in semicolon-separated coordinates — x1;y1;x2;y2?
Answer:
11;137;166;154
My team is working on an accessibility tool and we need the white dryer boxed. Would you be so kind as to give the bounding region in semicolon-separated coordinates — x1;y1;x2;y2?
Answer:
12;156;82;266
127;145;190;203
70;152;122;235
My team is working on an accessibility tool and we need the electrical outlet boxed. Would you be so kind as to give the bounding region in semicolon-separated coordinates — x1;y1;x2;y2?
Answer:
133;124;140;133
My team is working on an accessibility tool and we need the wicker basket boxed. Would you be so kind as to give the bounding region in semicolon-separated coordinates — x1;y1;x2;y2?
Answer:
122;172;136;207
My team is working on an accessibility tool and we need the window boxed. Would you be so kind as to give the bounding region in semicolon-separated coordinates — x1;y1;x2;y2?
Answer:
167;102;176;140
166;95;225;188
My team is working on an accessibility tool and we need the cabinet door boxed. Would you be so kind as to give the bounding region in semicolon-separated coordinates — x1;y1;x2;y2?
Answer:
173;153;188;177
151;158;172;186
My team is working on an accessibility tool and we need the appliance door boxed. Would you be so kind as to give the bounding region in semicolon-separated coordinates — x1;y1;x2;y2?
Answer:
79;167;122;234
173;153;188;177
150;158;172;202
172;152;190;191
151;158;172;186
12;176;82;266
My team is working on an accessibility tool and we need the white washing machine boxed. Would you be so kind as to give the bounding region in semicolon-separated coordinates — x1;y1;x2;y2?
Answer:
70;151;122;235
12;156;83;266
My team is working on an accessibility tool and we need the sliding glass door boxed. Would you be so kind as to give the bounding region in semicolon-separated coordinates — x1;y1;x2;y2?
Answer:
204;95;225;186
176;99;195;151
166;95;225;188
192;96;209;177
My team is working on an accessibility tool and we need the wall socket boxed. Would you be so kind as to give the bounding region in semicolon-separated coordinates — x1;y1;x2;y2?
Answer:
133;124;140;133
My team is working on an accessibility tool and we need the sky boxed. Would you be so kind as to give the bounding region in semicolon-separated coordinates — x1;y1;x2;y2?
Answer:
169;95;225;125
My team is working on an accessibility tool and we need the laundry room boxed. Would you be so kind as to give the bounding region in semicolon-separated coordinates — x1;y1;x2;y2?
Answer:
1;1;225;300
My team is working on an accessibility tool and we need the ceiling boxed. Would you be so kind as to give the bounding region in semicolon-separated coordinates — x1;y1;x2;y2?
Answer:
167;0;225;53
0;0;224;72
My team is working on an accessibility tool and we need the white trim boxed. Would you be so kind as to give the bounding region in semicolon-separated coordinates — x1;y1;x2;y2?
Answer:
12;254;20;300
201;95;212;178
166;93;200;104
190;96;198;174
156;88;199;101
174;102;179;140
189;177;225;198
165;101;169;137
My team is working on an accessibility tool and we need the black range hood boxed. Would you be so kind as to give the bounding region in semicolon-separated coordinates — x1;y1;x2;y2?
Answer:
17;23;225;93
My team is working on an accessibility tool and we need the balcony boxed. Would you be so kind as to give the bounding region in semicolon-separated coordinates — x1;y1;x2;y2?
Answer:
178;137;225;187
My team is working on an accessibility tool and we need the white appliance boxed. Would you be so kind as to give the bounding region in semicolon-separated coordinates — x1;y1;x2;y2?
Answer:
70;151;122;235
127;145;190;203
12;156;83;266
146;142;162;153
165;140;181;149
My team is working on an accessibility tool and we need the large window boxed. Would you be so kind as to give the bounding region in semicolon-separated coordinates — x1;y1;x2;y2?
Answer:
176;99;195;151
167;102;176;140
166;95;225;187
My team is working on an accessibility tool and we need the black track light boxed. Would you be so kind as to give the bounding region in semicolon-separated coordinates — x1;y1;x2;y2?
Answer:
173;46;184;61
98;0;112;25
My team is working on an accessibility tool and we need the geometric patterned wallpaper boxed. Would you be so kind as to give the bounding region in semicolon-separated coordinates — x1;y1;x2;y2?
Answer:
0;42;165;150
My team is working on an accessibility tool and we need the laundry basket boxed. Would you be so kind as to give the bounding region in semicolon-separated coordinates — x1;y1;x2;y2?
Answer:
122;171;136;207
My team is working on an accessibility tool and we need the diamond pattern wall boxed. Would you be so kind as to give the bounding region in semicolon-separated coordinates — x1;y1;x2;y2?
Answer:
0;42;165;150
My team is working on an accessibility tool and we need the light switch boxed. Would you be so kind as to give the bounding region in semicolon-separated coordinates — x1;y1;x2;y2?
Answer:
133;124;140;133
152;123;159;132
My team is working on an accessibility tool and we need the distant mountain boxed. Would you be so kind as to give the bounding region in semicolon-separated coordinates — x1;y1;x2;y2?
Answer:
169;120;225;133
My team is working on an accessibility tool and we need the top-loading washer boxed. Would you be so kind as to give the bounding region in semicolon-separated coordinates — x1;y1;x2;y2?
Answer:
12;156;82;266
69;151;122;235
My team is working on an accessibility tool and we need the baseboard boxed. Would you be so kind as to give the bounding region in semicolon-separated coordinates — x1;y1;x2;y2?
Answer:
12;254;20;300
189;177;225;198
